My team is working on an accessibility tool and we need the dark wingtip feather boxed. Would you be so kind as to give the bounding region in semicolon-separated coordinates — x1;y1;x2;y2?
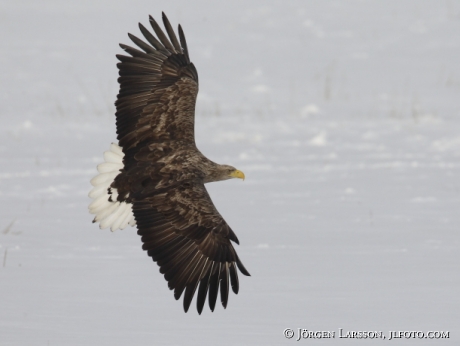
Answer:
228;227;240;244
149;15;175;52
197;276;210;315
178;25;190;64
127;33;156;54
220;263;229;308
229;262;239;294
138;22;164;51
183;283;196;313
236;256;251;276
162;12;182;52
119;43;152;59
208;264;221;312
174;286;185;300
116;54;127;62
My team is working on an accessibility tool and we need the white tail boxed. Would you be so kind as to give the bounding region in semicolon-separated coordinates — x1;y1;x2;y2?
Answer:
88;143;136;231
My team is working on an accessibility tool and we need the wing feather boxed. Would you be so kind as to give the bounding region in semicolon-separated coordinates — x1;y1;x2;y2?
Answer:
149;16;176;53
127;33;158;54
229;262;239;294
138;22;166;52
178;25;190;64
220;262;230;308
162;12;182;53
196;267;211;314
208;263;221;312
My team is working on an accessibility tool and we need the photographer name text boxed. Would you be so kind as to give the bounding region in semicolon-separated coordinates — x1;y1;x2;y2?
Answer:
283;328;450;341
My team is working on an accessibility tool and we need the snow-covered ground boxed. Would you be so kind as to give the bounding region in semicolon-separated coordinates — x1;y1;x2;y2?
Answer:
1;1;459;345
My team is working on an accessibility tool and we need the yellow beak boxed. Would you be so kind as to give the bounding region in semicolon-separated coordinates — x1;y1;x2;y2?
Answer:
230;169;245;180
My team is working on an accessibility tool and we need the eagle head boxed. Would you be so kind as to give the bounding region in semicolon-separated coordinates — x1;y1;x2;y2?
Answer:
207;164;245;183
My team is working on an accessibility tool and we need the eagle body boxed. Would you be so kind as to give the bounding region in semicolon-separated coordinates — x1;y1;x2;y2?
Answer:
88;13;249;314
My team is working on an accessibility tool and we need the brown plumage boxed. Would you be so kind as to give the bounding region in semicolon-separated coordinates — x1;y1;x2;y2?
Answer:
109;12;249;314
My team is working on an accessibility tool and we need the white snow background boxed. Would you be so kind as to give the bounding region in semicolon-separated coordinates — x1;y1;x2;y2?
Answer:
1;0;459;345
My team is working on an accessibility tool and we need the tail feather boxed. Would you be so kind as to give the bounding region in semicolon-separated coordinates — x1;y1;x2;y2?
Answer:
89;194;112;212
120;208;135;229
97;162;123;174
90;171;119;186
88;184;108;199
99;202;121;229
111;202;131;231
88;143;136;231
93;201;120;223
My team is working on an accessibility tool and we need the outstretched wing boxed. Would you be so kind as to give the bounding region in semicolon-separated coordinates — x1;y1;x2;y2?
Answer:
134;181;250;314
115;12;199;154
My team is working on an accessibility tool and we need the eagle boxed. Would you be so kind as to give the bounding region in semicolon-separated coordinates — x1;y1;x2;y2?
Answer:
88;13;250;314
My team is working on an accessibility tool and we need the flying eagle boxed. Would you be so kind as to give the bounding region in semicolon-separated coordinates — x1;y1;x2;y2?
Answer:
88;13;250;314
